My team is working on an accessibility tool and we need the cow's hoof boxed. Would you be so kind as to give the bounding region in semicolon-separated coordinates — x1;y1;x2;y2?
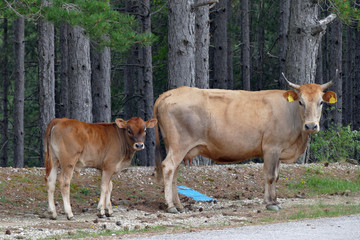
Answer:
177;207;185;213
167;207;179;214
97;213;105;218
50;216;57;220
67;216;76;221
277;204;283;209
266;204;280;211
105;212;113;218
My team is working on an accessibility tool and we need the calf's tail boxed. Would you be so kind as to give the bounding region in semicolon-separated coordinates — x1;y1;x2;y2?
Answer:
44;118;59;181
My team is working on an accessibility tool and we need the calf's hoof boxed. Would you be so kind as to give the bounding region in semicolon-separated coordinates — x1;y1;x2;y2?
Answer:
105;212;113;218
97;213;105;218
266;204;280;211
67;216;76;221
167;207;179;214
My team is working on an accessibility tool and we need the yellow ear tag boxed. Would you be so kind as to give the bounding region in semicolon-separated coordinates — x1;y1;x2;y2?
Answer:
287;95;294;102
329;96;337;104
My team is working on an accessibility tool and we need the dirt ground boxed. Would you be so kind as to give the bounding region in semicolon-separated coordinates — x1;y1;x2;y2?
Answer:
0;162;359;239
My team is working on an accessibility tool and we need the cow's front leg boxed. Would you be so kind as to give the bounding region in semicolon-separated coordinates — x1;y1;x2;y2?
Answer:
105;180;113;217
263;151;281;211
98;171;112;218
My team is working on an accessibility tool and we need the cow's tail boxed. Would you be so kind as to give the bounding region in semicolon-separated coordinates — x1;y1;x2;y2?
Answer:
154;104;163;185
44;118;58;182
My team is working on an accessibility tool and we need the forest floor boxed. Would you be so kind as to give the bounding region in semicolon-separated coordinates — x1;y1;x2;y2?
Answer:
0;162;359;239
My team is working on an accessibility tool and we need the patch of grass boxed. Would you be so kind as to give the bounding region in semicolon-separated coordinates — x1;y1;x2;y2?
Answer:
288;203;360;220
287;175;360;195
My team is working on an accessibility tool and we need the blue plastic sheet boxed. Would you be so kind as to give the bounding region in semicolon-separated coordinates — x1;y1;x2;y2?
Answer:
177;186;216;202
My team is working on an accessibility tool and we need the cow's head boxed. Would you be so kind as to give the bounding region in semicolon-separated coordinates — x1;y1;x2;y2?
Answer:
115;117;157;151
282;70;338;133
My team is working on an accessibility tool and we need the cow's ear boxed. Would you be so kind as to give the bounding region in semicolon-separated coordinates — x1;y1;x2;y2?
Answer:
283;90;299;102
323;91;337;104
115;118;127;128
146;118;157;128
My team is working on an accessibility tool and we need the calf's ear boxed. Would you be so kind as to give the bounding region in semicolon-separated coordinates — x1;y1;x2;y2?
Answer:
146;118;157;128
115;118;127;128
283;90;299;102
323;91;337;104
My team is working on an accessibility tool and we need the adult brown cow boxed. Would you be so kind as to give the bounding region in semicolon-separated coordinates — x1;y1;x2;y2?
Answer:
154;71;338;213
44;117;157;220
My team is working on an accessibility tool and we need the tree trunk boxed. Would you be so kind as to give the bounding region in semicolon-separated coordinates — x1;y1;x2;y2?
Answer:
58;22;70;118
124;48;137;120
13;17;25;168
241;0;250;90
195;0;210;89
354;29;360;130
168;0;195;89
327;19;342;126
136;0;155;166
68;25;92;122
285;1;336;163
227;0;234;90
1;18;9;167
255;0;264;91
212;0;228;89
342;26;354;127
278;0;290;89
91;43;111;123
38;2;55;166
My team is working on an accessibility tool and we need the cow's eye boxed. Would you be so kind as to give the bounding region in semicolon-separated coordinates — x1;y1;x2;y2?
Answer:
320;101;324;105
299;101;304;106
127;128;132;134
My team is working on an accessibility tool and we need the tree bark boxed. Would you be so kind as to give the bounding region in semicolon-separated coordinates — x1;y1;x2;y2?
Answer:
354;29;360;130
91;43;111;123
195;0;210;89
68;25;92;122
285;1;336;164
212;0;228;89
1;18;9;167
168;0;195;89
137;0;155;166
342;26;354;127
327;19;342;126
278;0;290;89
38;1;55;166
241;0;250;90
227;0;233;90
13;17;25;168
255;0;264;91
58;22;70;118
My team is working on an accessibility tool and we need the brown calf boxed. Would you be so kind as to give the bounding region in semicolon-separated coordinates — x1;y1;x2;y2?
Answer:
44;117;157;220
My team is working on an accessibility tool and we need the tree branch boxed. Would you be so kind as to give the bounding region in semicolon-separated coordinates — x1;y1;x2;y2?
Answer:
311;13;337;36
191;0;219;10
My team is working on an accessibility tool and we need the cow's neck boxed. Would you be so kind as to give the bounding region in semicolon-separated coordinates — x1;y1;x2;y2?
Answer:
115;126;136;162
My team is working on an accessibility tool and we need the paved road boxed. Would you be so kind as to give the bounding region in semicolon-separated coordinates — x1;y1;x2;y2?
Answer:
123;214;360;240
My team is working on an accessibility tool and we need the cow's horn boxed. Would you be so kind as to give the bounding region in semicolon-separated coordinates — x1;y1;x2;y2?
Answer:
282;72;300;90
321;69;338;90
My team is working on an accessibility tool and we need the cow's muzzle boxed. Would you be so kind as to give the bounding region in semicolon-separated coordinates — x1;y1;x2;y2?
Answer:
133;143;145;150
304;123;319;133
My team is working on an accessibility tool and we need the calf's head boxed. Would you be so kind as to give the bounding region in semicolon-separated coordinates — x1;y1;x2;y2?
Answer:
115;117;157;151
282;70;338;133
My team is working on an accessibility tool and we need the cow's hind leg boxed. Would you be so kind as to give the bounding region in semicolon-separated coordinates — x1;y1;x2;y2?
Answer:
172;166;184;212
263;151;281;211
162;150;186;214
59;163;76;220
46;161;58;220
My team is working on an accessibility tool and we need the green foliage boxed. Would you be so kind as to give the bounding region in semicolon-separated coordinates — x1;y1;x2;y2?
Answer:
310;124;360;162
287;175;360;195
327;0;360;28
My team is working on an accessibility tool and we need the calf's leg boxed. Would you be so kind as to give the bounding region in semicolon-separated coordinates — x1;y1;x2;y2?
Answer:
105;180;113;217
46;162;58;220
98;171;113;218
59;165;76;220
